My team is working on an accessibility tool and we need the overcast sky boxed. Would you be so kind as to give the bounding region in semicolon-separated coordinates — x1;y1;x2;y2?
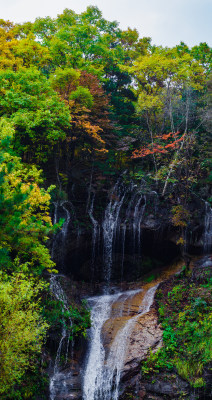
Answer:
1;0;212;47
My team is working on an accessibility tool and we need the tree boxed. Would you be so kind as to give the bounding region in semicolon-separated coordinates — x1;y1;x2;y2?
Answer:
50;67;109;158
0;271;48;394
129;48;206;191
0;118;55;274
0;68;71;163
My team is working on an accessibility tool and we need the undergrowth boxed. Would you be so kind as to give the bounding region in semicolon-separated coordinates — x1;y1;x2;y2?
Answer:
141;271;212;388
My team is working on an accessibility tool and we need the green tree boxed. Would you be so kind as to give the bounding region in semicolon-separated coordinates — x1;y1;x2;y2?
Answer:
0;68;71;162
0;271;48;394
0;118;55;274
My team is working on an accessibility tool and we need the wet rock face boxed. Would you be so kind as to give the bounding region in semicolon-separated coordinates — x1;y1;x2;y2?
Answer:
50;176;210;284
123;310;162;374
119;373;192;400
54;227;181;283
120;370;212;400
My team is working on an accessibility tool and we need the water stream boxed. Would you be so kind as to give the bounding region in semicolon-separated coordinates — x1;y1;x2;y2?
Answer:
82;288;142;400
50;182;184;399
102;183;126;285
51;201;72;265
49;276;73;400
89;194;100;277
82;259;183;400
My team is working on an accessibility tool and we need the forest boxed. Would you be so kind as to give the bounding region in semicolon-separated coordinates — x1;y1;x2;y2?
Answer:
0;6;211;400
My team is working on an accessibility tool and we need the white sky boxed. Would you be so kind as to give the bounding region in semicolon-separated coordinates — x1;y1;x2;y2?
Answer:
1;0;212;47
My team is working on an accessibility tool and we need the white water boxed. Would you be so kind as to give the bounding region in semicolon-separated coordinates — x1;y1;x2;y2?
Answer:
204;202;212;253
49;276;73;400
61;202;71;239
83;285;158;400
133;194;146;257
88;183;156;284
89;194;100;272
51;202;59;260
102;183;126;285
51;201;72;265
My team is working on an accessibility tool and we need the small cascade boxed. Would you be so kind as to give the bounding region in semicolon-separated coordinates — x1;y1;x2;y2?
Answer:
82;293;119;400
49;276;73;400
51;201;73;268
132;194;146;257
61;201;71;240
82;288;142;400
51;202;60;260
120;189;137;274
102;183;126;286
82;285;159;400
76;225;82;248
100;285;158;400
150;191;159;216
53;201;59;225
121;223;126;281
89;194;100;274
204;202;212;253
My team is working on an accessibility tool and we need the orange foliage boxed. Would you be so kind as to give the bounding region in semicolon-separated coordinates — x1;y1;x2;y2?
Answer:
132;132;185;159
54;70;111;154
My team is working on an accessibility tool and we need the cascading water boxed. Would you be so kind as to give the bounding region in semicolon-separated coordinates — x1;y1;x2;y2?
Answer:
51;201;73;268
82;285;158;400
61;201;71;239
204;202;212;253
89;194;100;275
132;194;146;257
49;275;73;400
51;202;59;260
120;188;137;276
87;181;150;284
82;293;120;400
102;183;126;286
50;180;185;400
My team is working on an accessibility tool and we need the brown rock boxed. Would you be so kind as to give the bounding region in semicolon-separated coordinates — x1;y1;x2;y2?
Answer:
138;387;146;398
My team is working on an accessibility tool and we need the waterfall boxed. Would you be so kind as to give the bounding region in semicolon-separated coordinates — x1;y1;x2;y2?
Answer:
49;276;73;400
82;293;118;400
51;202;59;260
102;183;126;286
121;223;126;281
133;194;146;257
82;285;158;400
204;202;212;253
82;289;141;400
51;201;72;268
61;201;71;239
101;285;158;400
89;194;100;274
120;188;137;272
150;190;159;216
53;201;59;225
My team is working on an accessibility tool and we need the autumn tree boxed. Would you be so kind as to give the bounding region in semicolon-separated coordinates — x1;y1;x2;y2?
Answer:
129;48;206;194
50;68;109;158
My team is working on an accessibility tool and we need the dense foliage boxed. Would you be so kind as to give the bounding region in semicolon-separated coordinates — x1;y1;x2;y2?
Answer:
0;272;48;394
0;9;210;194
142;271;212;388
0;5;211;396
